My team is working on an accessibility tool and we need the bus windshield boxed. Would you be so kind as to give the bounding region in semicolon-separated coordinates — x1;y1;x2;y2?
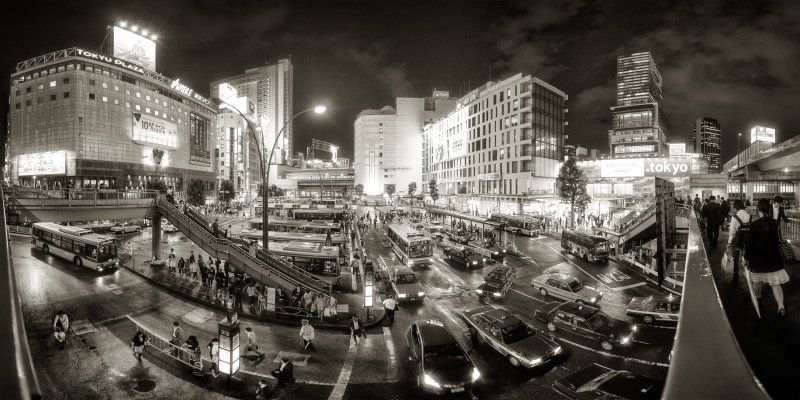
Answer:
409;241;432;258
97;242;117;261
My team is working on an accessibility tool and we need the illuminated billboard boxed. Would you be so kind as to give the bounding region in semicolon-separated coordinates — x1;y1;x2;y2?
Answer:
132;112;178;148
18;151;67;176
750;126;775;144
113;26;156;71
669;143;686;156
601;158;644;177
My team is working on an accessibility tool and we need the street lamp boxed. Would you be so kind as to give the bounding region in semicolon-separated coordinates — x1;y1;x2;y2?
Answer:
737;132;743;199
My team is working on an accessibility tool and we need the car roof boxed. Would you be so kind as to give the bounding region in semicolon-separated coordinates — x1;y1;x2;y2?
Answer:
394;266;415;275
480;308;522;329
417;322;457;346
557;302;599;319
643;294;681;304
600;371;664;399
543;273;577;283
489;265;512;274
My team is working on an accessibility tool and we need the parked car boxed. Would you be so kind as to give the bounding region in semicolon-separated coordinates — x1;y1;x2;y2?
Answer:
476;265;516;300
626;294;681;324
442;246;489;269
531;273;603;305
389;266;425;303
110;222;141;234
406;320;480;395
534;302;638;351
461;306;562;368
161;219;179;233
552;363;663;399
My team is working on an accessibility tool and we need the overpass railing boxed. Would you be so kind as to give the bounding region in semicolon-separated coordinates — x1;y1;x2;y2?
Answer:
7;188;158;208
0;188;43;399
663;207;769;399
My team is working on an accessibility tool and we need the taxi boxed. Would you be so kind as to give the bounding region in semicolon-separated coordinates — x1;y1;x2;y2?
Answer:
161;219;179;233
442;246;490;269
530;273;603;305
406;320;480;395
535;302;638;351
626;294;681;324
476;265;516;300
552;363;663;399
389;266;425;303
110;222;141;234
462;306;562;368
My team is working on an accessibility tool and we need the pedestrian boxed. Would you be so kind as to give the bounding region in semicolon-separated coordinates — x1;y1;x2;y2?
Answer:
170;321;183;358
349;315;366;345
188;250;195;265
244;327;266;358
271;356;294;387
382;294;398;325
177;257;186;277
184;334;201;367
727;200;751;281
700;196;723;248
291;285;303;307
53;309;70;334
167;248;176;274
131;330;148;362
212;218;220;237
247;282;259;313
255;379;272;400
206;338;220;377
300;319;315;352
302;290;313;313
772;195;789;225
744;198;790;317
54;326;67;349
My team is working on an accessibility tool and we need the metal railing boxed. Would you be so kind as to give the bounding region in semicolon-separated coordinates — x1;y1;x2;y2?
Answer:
663;208;769;399
8;188;158;207
7;225;32;235
125;315;208;370
0;188;42;399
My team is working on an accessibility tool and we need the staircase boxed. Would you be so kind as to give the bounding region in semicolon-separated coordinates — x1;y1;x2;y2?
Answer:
152;195;332;295
617;204;658;246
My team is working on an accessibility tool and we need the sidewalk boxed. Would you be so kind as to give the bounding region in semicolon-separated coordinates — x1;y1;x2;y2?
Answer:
122;225;384;330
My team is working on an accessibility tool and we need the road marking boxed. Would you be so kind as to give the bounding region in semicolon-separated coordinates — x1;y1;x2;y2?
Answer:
555;336;670;368
327;337;360;400
538;241;613;290
383;327;399;382
610;282;647;291
510;289;545;304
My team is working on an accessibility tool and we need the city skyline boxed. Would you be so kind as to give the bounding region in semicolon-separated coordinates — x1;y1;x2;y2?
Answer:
2;0;800;164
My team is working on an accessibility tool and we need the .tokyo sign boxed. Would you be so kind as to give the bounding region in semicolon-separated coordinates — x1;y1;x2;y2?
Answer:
18;151;67;176
600;157;692;178
132;112;178;148
750;126;775;144
644;159;691;176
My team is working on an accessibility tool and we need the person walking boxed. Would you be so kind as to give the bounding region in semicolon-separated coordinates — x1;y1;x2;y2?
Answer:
206;338;220;377
720;197;731;230
177;257;186;277
383;295;398;325
300;319;315;352
744;198;791;317
167;248;177;274
170;321;183;358
53;310;69;349
244;327;266;358
701;196;724;248
255;379;272;400
271;356;294;387
131;330;148;362
727;200;751;282
54;326;67;350
184;334;200;366
349;315;366;345
212;218;220;237
247;282;259;313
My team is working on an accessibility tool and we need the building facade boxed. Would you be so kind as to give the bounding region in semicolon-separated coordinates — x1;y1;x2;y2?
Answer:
214;99;262;204
210;59;293;166
354;90;456;196
609;52;670;158
6;47;216;195
422;74;568;215
693;117;721;173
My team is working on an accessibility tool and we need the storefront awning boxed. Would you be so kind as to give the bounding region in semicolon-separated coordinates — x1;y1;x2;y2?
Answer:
426;208;503;227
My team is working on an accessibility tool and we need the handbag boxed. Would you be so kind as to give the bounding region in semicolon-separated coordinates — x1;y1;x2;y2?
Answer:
721;250;734;274
778;226;797;265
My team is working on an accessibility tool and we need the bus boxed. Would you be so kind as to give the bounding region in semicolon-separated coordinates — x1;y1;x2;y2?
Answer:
248;219;341;234
240;230;347;247
289;208;346;221
268;241;341;276
31;222;119;271
386;223;434;268
489;213;543;236
561;229;609;263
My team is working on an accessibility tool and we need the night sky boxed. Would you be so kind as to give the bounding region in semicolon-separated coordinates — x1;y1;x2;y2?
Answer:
2;0;799;164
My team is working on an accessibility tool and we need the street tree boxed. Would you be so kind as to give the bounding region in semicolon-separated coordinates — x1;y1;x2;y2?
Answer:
428;179;439;204
268;184;284;197
187;179;206;206
385;184;396;204
408;182;417;207
557;156;590;229
218;180;235;204
354;184;364;197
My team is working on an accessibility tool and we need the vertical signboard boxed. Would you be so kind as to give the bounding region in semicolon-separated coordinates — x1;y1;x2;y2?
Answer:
190;112;211;164
654;177;675;286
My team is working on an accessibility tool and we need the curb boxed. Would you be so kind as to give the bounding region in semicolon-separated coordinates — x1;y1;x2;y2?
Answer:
120;261;385;331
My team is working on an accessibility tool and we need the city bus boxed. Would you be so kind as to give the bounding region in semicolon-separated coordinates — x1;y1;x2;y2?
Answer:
386;223;434;268
31;222;119;271
489;213;543;236
289;208;346;221
248;218;341;234
561;229;610;263
268;241;341;276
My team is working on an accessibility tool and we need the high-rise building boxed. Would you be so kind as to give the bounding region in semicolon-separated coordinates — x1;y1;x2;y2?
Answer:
210;59;293;168
354;90;456;195
213;84;262;203
422;74;567;215
693;117;721;173
609;52;670;158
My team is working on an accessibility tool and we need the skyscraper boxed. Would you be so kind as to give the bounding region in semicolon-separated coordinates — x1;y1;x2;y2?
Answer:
693;117;721;173
609;52;670;158
211;59;293;169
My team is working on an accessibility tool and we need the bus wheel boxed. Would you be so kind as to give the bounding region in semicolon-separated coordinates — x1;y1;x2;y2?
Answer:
74;257;83;268
43;244;49;255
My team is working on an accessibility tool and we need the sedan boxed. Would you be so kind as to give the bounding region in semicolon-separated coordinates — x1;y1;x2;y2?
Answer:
462;306;562;368
110;222;141;234
531;273;603;305
626;294;681;324
552;363;663;399
407;320;480;395
535;302;638;351
161;219;179;233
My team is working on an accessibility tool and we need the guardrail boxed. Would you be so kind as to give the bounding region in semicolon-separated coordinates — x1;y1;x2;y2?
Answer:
663;208;769;399
0;188;43;399
7;225;32;235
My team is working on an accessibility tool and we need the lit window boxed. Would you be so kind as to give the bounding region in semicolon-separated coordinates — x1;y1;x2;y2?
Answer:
126;89;131;95
125;102;130;108
38;84;44;89
114;85;119;91
102;96;108;102
114;99;119;105
102;82;108;88
49;81;56;87
136;92;141;98
135;105;141;111
146;95;151;101
154;110;159;116
146;107;151;113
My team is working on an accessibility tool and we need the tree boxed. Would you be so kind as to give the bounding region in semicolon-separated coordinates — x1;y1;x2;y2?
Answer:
268;184;284;197
187;179;206;207
146;179;168;193
557;156;590;229
428;179;439;203
218;180;235;203
407;182;417;197
385;184;396;204
354;184;364;197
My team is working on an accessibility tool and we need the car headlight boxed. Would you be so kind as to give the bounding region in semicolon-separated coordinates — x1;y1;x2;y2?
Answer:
553;346;562;355
417;292;425;297
528;357;542;365
429;258;434;262
407;261;413;266
632;325;638;332
398;293;407;298
590;297;597;303
492;292;501;297
621;336;630;345
493;252;499;255
472;261;478;265
471;368;481;382
476;289;483;294
423;373;441;388
482;258;486;262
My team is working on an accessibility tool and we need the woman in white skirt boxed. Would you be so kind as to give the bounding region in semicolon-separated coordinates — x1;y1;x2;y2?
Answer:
744;198;790;317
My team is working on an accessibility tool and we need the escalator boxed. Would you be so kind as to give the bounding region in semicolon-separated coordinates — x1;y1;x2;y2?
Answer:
616;204;657;247
151;196;332;296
